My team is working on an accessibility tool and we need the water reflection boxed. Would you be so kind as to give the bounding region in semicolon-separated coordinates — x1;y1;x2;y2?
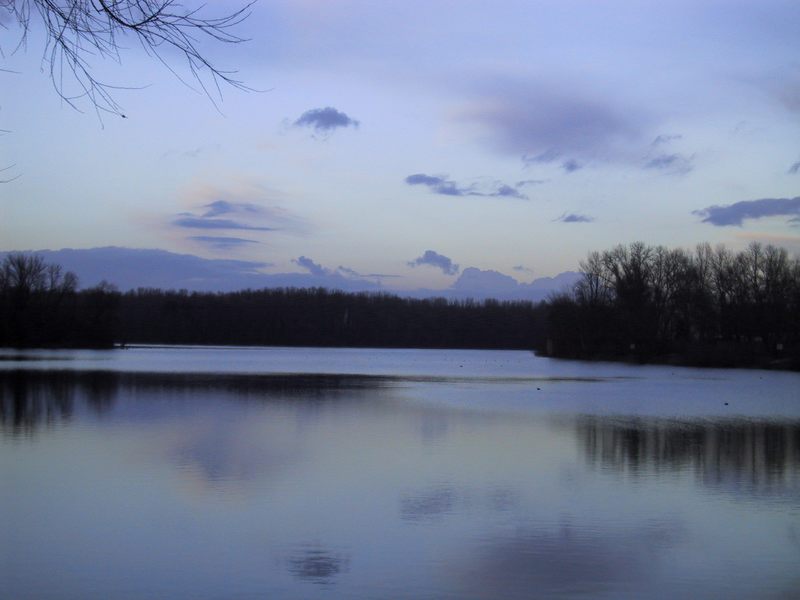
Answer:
578;416;800;495
461;519;685;599
0;369;392;437
285;544;350;585
399;485;522;523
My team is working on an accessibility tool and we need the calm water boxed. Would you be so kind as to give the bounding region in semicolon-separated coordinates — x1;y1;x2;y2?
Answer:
1;347;799;599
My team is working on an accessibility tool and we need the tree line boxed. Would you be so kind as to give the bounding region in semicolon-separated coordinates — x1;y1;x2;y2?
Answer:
2;245;798;369
544;242;800;368
0;253;544;350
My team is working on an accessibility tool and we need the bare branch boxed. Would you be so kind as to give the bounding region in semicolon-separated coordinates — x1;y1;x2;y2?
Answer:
1;0;254;116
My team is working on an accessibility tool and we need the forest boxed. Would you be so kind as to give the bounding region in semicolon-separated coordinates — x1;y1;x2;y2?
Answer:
0;253;544;350
545;242;800;368
1;243;799;369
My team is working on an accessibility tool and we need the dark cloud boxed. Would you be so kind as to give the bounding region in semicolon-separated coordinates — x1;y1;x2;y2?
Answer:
293;256;330;277
405;173;463;196
788;161;800;175
693;197;800;226
408;250;460;275
651;134;682;146
644;153;694;174
293;107;359;132
523;152;583;173
170;197;307;238
201;200;263;218
461;80;648;164
556;213;594;223
404;173;527;199
188;236;259;249
172;216;275;231
513;265;533;274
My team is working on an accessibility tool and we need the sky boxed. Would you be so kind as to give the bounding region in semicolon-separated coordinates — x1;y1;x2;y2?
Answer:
1;0;799;293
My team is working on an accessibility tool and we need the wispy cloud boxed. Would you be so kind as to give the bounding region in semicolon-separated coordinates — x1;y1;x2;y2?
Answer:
522;152;583;173
644;153;694;174
407;250;460;275
561;159;583;173
337;266;399;279
293;256;330;276
555;213;594;223
788;161;800;175
294;107;360;133
188;236;260;249
692;197;800;226
169;187;309;245
404;173;527;199
201;200;263;218
513;265;533;274
651;134;683;146
172;216;275;231
458;78;648;166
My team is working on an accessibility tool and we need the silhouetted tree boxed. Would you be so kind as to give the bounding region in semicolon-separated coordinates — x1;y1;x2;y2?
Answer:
2;0;252;116
0;253;78;346
544;242;800;368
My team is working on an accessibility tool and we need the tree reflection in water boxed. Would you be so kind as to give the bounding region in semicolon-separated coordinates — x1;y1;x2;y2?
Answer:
0;369;391;438
577;416;800;495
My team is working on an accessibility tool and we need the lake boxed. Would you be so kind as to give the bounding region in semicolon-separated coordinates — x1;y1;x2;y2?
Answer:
1;346;799;599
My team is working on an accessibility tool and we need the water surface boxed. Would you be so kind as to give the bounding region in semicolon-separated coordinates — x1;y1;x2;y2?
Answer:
1;347;798;599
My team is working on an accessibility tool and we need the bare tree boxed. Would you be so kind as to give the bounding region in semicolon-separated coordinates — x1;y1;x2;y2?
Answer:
2;0;253;116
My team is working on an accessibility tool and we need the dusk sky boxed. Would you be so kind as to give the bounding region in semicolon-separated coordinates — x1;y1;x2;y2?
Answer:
2;0;799;292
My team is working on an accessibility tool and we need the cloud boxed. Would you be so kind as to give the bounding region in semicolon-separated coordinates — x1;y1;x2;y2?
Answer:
693;196;800;226
408;250;460;275
513;265;533;274
452;268;519;293
169;192;308;242
556;213;594;223
293;107;359;132
788;161;800;175
404;173;527;199
188;236;259;249
293;256;330;276
337;266;399;279
458;79;648;165
201;200;263;218
644;153;694;174
651;134;682;146
523;152;583;173
172;216;275;231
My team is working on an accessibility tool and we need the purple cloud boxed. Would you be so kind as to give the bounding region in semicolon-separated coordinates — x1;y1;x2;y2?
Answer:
407;250;460;275
404;173;527;199
556;213;594;223
294;107;359;132
201;200;264;218
293;256;330;276
460;79;648;164
644;153;694;174
172;217;275;231
693;197;800;226
188;236;259;249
